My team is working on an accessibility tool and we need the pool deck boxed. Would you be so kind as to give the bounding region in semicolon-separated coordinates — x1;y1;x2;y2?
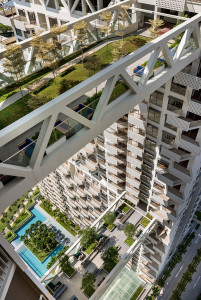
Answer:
35;203;78;244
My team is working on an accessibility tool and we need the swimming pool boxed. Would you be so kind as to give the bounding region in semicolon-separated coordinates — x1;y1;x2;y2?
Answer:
11;207;46;247
18;244;63;278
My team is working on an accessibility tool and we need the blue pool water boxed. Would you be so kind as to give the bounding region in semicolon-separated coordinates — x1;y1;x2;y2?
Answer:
18;244;63;278
11;206;63;278
12;207;46;247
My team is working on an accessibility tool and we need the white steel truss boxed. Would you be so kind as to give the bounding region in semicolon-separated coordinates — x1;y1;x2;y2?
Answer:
0;13;201;213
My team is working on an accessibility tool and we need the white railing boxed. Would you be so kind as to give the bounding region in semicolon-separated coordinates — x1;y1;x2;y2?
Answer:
0;13;201;213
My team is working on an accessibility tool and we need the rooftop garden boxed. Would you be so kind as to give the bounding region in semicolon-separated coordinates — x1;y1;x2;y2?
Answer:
124;223;136;246
0;35;149;130
20;220;58;261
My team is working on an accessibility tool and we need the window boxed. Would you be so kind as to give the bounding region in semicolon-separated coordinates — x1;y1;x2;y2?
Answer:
16;29;23;36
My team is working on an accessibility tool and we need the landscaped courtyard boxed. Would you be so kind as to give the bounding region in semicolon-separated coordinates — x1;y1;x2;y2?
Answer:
48;203;150;300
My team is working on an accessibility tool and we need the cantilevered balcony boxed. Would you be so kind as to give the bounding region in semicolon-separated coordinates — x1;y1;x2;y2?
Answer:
167;187;183;204
126;184;139;198
144;244;155;255
180;134;200;155
128;112;146;130
152;192;173;206
125;192;139;205
171;162;191;182
153;243;166;255
127;166;141;180
167;114;201;131
127;174;140;189
141;252;152;263
157;172;183;187
108;173;126;185
156;227;169;245
107;164;124;176
127;152;143;169
148;261;159;273
127;141;144;157
128;128;145;144
150;253;162;264
105;143;126;156
162;206;177;222
150;209;168;223
105;154;126;166
161;146;191;163
189;98;201;116
148;233;160;244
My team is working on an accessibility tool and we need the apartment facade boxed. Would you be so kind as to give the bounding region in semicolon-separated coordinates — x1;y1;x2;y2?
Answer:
38;56;201;284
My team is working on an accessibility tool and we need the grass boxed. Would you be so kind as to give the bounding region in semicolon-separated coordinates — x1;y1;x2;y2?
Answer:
140;213;153;227
64;265;75;278
122;205;131;213
107;223;115;231
85;241;98;255
11;210;31;230
195;211;201;221
125;237;135;246
39;203;55;217
56;218;78;237
103;259;118;273
84;285;95;298
25;240;58;262
0;35;149;130
130;286;143;300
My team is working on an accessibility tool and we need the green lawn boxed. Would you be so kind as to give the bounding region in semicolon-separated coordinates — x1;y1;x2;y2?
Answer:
56;218;78;237
125;237;135;246
11;210;31;230
122;205;131;213
140;213;153;227
39;203;55;217
85;241;98;255
107;223;115;231
195;211;201;221
0;36;149;130
25;240;58;262
130;286;143;300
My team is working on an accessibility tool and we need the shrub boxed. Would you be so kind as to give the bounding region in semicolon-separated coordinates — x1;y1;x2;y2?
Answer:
60;66;75;77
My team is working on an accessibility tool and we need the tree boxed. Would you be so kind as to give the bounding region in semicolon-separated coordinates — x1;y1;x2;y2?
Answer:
84;55;102;76
148;19;164;38
103;211;116;226
81;271;95;290
152;286;160;297
79;226;98;249
124;223;136;238
112;40;128;61
3;44;25;98
183;271;192;282
99;11;113;51
73;20;88;66
60;254;71;273
31;33;59;82
50;24;68;52
158;278;165;287
27;94;50;110
101;246;118;264
163;269;171;278
116;4;130;41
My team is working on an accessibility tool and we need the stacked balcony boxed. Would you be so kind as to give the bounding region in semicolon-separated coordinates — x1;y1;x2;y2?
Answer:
128;111;146;130
161;147;191;163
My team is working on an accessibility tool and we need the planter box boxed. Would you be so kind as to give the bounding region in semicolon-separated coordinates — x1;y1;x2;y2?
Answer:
106;224;116;232
154;64;165;76
65;269;76;279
